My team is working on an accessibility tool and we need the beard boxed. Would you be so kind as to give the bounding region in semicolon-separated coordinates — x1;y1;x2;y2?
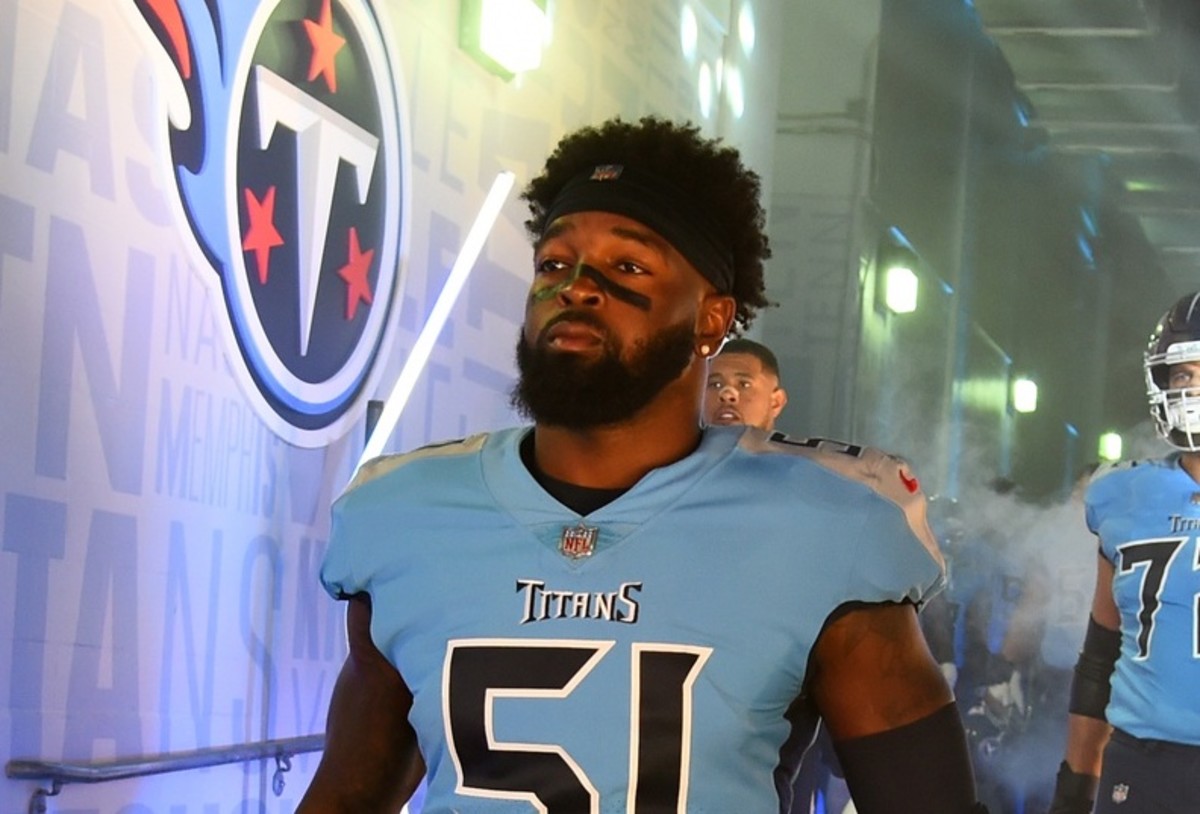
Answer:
511;314;696;429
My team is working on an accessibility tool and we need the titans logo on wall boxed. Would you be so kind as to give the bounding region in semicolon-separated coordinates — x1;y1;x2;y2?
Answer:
130;0;410;446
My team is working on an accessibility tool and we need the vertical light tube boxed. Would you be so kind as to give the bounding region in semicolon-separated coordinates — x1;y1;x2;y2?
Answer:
356;171;516;471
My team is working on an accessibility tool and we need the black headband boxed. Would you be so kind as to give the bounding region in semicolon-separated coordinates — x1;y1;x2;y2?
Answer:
541;164;735;293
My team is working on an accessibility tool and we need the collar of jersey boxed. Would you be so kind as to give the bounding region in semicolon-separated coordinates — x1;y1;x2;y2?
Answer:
480;426;745;553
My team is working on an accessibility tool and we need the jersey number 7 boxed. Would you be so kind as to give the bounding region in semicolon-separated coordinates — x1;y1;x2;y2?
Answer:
443;638;712;813
1116;536;1198;659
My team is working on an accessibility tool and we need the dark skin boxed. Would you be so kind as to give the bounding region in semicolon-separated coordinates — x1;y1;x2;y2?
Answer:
523;212;733;489
298;210;955;812
299;595;424;811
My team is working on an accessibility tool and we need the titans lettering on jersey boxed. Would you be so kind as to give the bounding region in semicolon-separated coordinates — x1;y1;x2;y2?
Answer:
517;579;642;624
1087;457;1200;746
1170;514;1200;532
131;0;410;446
322;426;943;811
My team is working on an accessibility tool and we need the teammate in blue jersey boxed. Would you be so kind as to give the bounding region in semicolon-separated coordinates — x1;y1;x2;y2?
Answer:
1047;291;1200;814
701;338;846;814
298;117;987;813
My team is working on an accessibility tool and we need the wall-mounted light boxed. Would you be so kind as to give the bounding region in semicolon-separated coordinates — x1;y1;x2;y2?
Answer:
680;5;698;61
1012;377;1038;413
459;0;548;80
876;228;921;315
738;2;757;54
698;62;714;118
884;263;918;314
1098;431;1123;461
725;65;745;119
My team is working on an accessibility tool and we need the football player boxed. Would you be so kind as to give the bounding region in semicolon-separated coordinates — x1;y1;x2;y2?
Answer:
1047;291;1200;814
703;337;789;432
299;117;988;813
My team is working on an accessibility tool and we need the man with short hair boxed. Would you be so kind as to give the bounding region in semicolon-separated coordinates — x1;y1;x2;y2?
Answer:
299;116;986;814
704;337;789;432
700;338;841;813
1046;291;1200;814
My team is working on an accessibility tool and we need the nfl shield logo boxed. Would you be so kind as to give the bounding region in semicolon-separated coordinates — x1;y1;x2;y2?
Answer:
559;523;599;559
1111;783;1129;804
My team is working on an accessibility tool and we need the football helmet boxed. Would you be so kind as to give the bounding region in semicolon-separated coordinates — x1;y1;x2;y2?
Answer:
1145;291;1200;450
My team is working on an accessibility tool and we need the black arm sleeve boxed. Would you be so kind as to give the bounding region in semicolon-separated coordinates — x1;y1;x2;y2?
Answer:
1068;615;1120;720
832;702;984;814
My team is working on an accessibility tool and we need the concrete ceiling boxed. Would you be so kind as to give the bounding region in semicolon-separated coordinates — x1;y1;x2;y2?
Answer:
975;0;1200;299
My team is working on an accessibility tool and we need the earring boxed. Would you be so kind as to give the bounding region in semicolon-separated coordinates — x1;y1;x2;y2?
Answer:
699;344;712;357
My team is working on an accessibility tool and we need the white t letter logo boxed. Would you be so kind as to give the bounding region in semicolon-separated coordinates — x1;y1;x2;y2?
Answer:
253;65;379;355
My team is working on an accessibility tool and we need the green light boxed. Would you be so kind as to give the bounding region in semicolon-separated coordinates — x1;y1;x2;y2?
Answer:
1098;431;1123;461
885;264;918;314
460;0;548;80
1012;377;1038;413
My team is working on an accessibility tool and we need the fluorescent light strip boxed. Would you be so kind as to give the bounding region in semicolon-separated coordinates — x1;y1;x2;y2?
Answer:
356;170;516;470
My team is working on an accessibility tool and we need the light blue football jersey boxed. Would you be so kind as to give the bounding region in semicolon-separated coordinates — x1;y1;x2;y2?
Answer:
1086;456;1200;745
322;426;944;813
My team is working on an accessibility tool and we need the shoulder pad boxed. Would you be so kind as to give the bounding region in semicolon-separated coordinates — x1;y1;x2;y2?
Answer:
1090;457;1156;486
1087;461;1122;489
765;433;925;502
761;433;943;568
342;433;488;494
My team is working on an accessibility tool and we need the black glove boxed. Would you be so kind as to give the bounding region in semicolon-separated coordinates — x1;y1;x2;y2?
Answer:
1046;761;1095;814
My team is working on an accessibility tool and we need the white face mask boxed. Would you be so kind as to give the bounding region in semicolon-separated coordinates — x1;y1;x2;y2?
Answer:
1151;379;1200;451
1165;389;1200;436
1145;350;1200;451
1145;295;1200;450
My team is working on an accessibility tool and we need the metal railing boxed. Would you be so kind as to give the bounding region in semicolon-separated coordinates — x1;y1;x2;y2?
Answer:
5;733;324;814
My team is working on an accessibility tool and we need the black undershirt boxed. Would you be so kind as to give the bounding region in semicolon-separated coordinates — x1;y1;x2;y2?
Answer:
519;431;629;516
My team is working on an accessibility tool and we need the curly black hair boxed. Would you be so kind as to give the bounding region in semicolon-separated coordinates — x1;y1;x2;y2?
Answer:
521;116;772;333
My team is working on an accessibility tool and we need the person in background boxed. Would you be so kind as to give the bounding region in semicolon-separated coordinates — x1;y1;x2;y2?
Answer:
922;485;1030;814
1047;291;1200;814
703;336;789;432
921;496;970;691
701;338;848;814
298;115;988;813
998;463;1099;812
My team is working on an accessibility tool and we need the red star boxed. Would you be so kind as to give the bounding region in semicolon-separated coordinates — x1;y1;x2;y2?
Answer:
241;186;284;285
303;0;345;92
337;227;375;319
